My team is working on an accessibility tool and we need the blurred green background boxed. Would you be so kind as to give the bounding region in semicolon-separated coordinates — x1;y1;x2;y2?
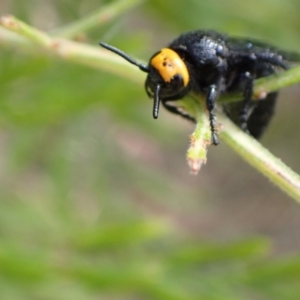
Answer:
1;0;300;299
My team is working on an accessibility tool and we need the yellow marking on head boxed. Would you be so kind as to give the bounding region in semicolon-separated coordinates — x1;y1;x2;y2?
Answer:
150;48;189;86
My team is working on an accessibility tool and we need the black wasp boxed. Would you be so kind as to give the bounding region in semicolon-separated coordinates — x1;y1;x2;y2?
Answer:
100;30;299;145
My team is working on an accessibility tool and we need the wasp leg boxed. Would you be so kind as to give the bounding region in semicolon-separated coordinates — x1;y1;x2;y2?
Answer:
256;52;288;70
239;71;254;134
161;101;196;123
206;85;219;145
246;91;278;139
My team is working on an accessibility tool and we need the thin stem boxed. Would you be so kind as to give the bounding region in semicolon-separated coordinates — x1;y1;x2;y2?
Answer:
188;93;300;202
0;15;52;46
0;15;144;83
0;27;32;48
178;97;212;174
254;66;300;96
219;113;300;202
221;65;300;104
51;0;145;39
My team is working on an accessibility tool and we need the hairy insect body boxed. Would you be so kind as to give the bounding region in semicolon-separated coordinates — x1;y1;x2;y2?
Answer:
100;30;296;144
166;31;288;141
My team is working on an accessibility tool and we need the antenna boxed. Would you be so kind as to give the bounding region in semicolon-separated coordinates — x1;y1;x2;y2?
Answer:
153;84;161;119
99;42;149;73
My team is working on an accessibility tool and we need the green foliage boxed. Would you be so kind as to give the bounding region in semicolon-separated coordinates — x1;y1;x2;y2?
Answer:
1;0;300;299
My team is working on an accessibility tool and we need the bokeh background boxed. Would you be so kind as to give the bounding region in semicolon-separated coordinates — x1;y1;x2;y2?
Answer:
1;0;300;299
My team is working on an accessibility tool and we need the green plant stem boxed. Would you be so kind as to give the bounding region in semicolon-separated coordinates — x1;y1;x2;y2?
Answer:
182;94;300;201
219;112;300;201
178;97;212;174
0;27;32;48
0;15;144;83
0;15;52;46
254;65;300;96
221;65;300;104
51;0;145;39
